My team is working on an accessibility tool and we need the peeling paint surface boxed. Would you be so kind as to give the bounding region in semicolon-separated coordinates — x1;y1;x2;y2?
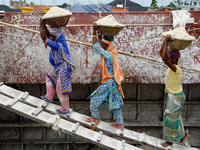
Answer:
0;12;200;84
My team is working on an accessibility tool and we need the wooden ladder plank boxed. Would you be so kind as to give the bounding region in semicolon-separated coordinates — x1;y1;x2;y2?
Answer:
6;97;21;107
72;122;80;133
5;92;29;107
32;101;48;116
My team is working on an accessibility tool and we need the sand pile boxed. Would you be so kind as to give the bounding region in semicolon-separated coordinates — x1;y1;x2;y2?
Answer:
162;27;195;50
42;7;72;20
162;26;195;41
96;15;125;27
96;15;125;37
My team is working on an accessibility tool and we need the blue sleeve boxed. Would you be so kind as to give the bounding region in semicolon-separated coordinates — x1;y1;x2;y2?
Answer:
93;42;113;62
62;40;70;55
46;39;59;50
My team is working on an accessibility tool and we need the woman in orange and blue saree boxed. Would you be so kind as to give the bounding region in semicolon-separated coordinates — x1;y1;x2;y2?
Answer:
85;22;125;130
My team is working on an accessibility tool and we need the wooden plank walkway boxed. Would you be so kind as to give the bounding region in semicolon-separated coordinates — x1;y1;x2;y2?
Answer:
0;83;141;150
0;83;198;150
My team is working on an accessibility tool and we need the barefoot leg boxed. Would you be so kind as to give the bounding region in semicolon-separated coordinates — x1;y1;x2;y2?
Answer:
180;133;189;143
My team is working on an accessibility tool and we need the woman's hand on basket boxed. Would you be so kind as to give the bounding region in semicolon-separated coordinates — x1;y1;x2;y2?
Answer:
93;22;97;32
92;22;98;44
39;19;47;41
165;34;172;42
40;30;47;41
40;18;46;26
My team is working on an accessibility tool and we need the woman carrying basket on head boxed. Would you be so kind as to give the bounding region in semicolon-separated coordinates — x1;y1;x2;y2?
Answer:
160;35;189;147
39;18;75;115
85;22;125;130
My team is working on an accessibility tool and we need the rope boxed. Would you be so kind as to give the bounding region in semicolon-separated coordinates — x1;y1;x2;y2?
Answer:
47;114;61;135
0;32;39;40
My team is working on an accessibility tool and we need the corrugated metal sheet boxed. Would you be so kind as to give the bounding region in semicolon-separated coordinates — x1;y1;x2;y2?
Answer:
0;12;200;84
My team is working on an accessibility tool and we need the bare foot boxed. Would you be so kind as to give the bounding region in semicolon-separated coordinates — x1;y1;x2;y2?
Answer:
180;133;189;143
161;141;173;147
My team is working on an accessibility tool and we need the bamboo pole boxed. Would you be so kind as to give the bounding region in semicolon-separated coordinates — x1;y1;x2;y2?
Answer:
0;21;200;73
97;0;100;13
118;50;200;73
117;50;159;62
124;0;127;12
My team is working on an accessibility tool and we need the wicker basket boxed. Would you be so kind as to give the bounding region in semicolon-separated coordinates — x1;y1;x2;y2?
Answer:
43;15;71;28
168;39;193;50
97;25;125;37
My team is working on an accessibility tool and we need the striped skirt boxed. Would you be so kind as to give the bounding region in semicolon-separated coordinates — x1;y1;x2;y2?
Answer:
164;90;186;143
